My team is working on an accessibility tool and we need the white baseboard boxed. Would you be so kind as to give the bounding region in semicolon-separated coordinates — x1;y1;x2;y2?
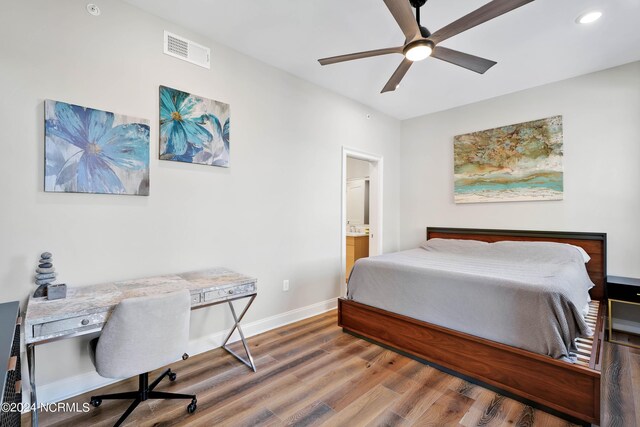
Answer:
23;298;337;406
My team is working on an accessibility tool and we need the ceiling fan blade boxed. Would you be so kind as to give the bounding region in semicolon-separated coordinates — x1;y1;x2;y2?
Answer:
429;0;535;45
318;46;404;66
384;0;421;41
381;58;413;93
432;46;497;74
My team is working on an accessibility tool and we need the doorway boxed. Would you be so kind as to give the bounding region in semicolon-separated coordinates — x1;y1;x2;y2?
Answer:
341;147;383;292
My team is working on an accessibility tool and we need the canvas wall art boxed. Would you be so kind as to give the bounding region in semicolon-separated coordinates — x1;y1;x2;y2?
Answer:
159;86;230;167
453;116;563;203
45;100;150;196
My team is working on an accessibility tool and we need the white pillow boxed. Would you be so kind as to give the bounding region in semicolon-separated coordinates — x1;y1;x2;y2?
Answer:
568;244;591;263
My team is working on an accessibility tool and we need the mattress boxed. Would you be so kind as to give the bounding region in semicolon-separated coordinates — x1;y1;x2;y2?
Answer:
346;238;595;362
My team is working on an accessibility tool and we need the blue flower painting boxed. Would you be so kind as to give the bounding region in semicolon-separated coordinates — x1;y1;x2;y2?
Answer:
159;86;230;167
45;100;150;195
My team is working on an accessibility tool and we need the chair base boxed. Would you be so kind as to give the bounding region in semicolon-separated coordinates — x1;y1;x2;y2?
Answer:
90;368;196;427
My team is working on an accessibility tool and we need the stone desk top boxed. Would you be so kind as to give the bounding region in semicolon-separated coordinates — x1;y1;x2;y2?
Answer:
24;267;256;344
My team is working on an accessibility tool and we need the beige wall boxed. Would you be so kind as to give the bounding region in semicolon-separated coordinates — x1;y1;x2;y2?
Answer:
400;62;640;278
0;0;401;400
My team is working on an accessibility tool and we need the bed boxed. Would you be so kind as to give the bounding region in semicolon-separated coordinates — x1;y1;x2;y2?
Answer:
338;227;606;425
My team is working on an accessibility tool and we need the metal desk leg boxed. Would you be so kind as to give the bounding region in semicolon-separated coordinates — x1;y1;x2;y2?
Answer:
221;294;257;372
27;343;38;427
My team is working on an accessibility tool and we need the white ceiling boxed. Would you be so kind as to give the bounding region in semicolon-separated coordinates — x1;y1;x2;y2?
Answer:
123;0;640;120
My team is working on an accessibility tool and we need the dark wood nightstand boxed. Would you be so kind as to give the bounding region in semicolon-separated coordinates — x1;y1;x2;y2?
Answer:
607;275;640;349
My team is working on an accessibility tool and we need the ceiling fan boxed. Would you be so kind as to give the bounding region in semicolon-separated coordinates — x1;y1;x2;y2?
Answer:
318;0;534;93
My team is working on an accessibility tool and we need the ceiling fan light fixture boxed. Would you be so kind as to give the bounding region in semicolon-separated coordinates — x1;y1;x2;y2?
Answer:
403;40;434;62
576;11;602;24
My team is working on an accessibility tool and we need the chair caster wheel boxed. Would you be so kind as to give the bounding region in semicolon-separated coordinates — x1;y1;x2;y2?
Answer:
168;372;177;381
90;397;102;407
187;399;197;414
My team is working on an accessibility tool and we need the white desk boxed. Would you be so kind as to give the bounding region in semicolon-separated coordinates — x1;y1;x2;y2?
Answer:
24;268;257;427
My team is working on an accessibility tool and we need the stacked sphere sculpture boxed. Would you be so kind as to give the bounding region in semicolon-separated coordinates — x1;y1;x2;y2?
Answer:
33;252;56;297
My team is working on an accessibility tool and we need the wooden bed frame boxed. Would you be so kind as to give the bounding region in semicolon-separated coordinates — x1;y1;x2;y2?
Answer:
338;227;607;425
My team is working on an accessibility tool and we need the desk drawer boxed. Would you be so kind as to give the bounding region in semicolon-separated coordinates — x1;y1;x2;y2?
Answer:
33;312;107;338
204;282;256;303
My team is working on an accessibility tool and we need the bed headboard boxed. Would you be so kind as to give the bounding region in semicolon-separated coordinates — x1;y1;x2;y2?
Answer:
426;227;607;301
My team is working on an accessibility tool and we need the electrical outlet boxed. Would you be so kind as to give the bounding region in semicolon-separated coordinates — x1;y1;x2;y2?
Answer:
283;280;290;292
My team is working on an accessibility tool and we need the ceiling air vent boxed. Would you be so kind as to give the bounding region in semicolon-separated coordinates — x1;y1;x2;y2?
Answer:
163;31;210;69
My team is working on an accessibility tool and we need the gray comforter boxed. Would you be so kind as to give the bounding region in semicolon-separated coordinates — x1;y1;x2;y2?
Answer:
347;238;594;362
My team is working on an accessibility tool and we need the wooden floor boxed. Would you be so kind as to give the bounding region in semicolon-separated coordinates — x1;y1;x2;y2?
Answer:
26;310;639;427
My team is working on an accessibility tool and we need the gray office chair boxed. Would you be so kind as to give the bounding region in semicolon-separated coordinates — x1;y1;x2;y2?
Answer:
88;290;197;426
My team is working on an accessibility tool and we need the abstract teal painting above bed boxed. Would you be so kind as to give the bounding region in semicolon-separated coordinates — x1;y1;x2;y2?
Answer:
45;100;150;195
159;86;229;167
453;116;563;204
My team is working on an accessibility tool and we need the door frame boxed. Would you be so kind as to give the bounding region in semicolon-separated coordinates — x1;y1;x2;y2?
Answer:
341;147;383;293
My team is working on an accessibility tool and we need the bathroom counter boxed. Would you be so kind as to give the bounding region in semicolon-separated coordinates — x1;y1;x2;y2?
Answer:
346;232;368;237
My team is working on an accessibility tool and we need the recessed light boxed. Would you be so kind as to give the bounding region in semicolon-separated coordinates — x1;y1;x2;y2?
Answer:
576;11;602;24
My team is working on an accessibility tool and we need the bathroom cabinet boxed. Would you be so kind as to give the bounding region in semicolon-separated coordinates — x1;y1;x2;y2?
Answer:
346;235;369;280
